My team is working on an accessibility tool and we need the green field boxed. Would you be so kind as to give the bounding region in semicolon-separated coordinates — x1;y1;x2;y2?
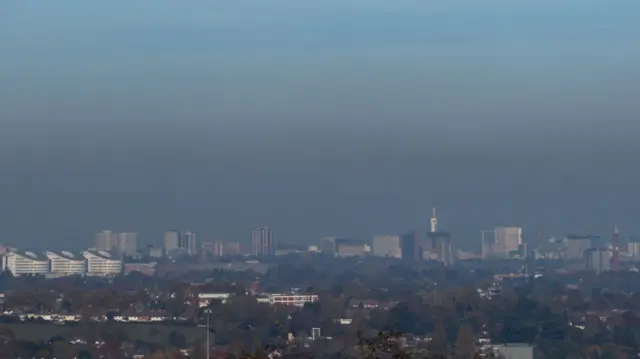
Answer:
2;322;207;344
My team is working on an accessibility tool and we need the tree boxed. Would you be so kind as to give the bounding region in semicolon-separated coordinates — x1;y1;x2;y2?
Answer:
191;339;207;359
453;324;476;359
168;330;187;349
52;341;76;359
77;349;93;359
0;325;16;342
428;322;449;357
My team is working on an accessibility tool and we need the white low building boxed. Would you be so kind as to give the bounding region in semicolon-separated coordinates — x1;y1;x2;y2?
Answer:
198;293;232;307
2;250;50;276
256;293;319;307
83;250;122;276
46;250;86;276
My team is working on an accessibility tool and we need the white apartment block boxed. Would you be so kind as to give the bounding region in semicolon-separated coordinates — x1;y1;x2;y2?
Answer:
83;250;122;276
2;250;50;276
46;251;87;276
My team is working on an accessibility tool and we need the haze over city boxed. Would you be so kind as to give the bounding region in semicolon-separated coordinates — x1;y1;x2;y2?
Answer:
1;0;640;249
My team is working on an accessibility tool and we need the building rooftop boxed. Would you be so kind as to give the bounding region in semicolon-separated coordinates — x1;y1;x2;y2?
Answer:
46;250;85;261
84;249;119;260
565;235;596;240
8;250;48;261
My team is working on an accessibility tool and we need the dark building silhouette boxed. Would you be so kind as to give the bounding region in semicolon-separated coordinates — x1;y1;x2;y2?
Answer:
426;231;453;266
400;231;418;260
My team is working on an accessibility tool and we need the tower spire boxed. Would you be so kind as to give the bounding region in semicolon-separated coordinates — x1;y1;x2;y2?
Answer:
613;224;620;271
430;207;437;233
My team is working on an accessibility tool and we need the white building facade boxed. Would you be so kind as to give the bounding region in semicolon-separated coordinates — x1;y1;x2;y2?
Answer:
46;251;86;276
83;250;122;276
2;250;50;276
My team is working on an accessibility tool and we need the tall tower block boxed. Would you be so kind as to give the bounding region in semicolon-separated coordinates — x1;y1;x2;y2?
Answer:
613;224;620;271
430;207;438;233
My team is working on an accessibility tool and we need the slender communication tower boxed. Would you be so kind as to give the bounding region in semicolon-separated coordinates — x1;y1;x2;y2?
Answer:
430;207;437;233
613;224;620;271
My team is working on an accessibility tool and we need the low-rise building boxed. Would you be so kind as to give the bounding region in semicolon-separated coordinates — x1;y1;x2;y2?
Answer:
198;293;232;307
256;293;319;307
2;250;49;276
46;251;86;276
83;250;122;276
124;262;157;276
335;239;368;257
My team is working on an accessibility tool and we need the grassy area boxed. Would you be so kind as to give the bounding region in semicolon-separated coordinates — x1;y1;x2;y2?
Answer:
3;322;207;344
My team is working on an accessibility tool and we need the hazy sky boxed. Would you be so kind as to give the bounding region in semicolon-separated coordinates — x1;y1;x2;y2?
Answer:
1;0;640;249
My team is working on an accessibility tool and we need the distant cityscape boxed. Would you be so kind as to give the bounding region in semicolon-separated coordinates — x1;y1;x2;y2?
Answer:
0;207;635;277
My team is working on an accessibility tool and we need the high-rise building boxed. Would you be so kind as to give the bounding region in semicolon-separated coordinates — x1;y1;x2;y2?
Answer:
94;230;119;252
481;230;496;259
164;230;197;256
95;231;137;256
494;226;522;258
427;232;454;266
320;237;338;256
585;248;612;274
628;237;640;258
164;230;180;254
117;232;138;256
400;231;418;260
252;227;275;257
372;235;401;258
564;235;593;260
180;231;197;255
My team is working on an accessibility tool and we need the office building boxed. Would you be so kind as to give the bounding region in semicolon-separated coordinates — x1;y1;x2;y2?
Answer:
335;239;367;257
117;232;137;256
427;232;454;266
495;226;523;258
201;241;216;256
83;250;123;276
46;251;86;276
180;231;197;255
320;237;338;256
481;230;496;259
400;231;417;260
372;235;401;258
164;230;197;256
211;241;225;256
1;250;50;276
564;235;593;260
628;237;640;258
252;227;275;257
164;230;180;253
585;248;612;274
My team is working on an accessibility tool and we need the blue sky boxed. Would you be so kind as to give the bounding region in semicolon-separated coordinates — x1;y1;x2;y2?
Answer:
1;0;639;247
